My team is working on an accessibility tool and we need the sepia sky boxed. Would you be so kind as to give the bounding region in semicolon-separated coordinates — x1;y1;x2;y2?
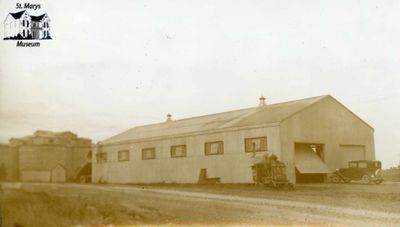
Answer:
0;0;399;168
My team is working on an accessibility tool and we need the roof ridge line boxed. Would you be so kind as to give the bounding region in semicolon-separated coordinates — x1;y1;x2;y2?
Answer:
269;94;329;107
279;95;330;123
101;95;331;143
131;95;330;129
218;108;263;129
132;106;257;129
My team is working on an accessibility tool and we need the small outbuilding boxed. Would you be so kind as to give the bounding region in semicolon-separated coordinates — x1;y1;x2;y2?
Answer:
93;95;375;184
51;164;67;182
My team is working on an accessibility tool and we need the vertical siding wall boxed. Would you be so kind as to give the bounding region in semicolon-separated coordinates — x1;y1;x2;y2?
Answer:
280;97;375;183
18;145;91;181
19;146;68;181
93;126;281;184
0;145;18;181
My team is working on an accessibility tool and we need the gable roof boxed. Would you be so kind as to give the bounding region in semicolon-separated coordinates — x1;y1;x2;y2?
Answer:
9;130;90;143
102;95;328;144
31;14;46;22
5;11;47;22
34;130;76;138
51;163;67;171
10;10;27;19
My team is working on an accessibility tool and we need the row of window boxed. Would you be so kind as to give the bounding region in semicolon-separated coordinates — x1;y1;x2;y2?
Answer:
23;20;29;27
19;21;48;28
96;137;268;163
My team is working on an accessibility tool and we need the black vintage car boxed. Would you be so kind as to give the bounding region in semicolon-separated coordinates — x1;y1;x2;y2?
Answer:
330;160;383;184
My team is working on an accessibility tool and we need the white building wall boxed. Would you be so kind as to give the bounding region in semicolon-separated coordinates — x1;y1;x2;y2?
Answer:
3;12;34;38
4;18;22;38
42;17;50;38
21;14;31;38
280;97;375;183
93;126;281;184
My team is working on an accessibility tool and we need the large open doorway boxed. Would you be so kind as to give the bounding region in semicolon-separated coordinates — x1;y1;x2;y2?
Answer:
339;145;366;168
295;143;330;183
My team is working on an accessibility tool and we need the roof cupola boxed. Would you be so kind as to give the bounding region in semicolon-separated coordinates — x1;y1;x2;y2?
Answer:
166;113;172;122
259;96;266;107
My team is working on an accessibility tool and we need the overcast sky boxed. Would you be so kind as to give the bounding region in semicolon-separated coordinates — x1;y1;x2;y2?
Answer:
0;0;399;168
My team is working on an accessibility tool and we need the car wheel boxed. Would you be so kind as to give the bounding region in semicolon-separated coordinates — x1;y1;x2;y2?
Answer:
330;175;341;183
361;174;371;184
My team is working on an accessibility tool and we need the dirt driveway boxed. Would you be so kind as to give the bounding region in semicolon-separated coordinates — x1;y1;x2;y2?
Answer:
2;182;400;226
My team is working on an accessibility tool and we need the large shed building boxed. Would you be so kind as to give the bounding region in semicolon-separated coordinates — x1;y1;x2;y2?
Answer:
93;95;375;183
9;130;92;182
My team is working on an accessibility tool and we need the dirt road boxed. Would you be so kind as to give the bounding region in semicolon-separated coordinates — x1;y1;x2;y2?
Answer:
3;182;400;226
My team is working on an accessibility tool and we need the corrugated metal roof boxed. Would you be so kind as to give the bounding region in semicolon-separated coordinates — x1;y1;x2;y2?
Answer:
102;95;328;144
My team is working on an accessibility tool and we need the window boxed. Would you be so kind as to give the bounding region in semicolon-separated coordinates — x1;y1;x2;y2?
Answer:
27;21;29;27
245;137;268;153
349;162;357;168
118;150;130;162
358;162;367;168
96;152;107;163
142;148;156;160
205;141;224;155
171;145;187;158
23;20;25;26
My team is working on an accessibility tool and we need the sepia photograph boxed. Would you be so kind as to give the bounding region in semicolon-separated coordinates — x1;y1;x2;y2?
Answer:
0;0;399;226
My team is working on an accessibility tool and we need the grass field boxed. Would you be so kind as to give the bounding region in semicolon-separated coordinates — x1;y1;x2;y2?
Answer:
383;168;400;182
1;182;399;226
1;189;144;227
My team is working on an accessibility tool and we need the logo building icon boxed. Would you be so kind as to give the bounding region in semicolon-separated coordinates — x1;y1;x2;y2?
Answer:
3;10;51;40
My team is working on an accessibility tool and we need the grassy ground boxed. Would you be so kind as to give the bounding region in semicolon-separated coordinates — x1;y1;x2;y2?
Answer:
1;182;399;226
0;189;143;227
383;168;400;182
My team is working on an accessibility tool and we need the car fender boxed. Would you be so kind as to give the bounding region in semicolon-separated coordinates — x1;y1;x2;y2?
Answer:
375;169;383;179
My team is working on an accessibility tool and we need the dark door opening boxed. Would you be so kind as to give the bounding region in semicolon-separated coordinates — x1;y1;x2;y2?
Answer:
296;170;325;183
